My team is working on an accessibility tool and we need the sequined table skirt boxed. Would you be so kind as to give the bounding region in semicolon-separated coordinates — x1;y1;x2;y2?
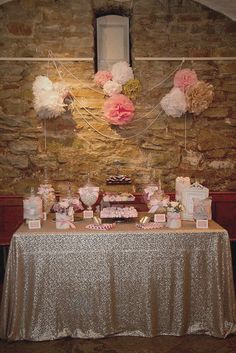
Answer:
0;220;235;341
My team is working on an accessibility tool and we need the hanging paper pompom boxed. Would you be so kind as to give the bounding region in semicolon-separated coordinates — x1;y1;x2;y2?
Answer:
174;69;198;92
123;79;142;100
33;75;53;95
103;80;122;96
185;81;214;115
103;94;135;126
94;70;113;87
34;90;66;119
53;82;69;99
160;87;187;118
32;75;71;119
111;61;134;85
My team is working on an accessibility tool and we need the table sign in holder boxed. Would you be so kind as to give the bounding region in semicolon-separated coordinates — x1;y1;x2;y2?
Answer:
28;219;41;229
196;219;209;228
182;182;209;220
154;213;166;223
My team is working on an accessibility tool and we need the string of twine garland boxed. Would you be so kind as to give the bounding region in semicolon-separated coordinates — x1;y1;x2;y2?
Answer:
43;52;188;144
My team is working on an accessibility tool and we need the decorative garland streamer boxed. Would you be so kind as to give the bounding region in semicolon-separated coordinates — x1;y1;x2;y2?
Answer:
147;60;184;92
48;51;104;96
40;52;191;142
75;103;163;140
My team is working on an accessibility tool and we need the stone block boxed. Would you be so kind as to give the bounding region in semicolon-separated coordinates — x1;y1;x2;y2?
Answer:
9;139;38;154
8;154;29;169
204;107;229;118
7;22;32;36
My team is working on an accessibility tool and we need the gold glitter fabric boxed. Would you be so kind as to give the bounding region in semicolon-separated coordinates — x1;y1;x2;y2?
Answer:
0;221;235;341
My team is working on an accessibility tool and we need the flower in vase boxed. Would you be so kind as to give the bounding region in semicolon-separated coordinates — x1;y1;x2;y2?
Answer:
166;201;184;213
53;197;83;215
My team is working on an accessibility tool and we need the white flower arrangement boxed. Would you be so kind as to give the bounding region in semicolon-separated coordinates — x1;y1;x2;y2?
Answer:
166;200;184;213
53;197;83;215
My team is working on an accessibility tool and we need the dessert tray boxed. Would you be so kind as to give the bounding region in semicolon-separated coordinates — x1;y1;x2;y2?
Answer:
100;206;138;218
103;192;135;202
106;175;132;185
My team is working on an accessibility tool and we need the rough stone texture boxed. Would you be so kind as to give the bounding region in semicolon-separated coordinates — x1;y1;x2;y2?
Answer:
0;0;235;194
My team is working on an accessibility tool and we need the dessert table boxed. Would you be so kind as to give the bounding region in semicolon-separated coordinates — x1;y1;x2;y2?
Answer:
0;219;235;341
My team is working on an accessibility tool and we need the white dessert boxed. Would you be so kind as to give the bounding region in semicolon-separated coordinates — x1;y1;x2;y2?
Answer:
100;206;138;218
106;175;131;184
103;192;135;202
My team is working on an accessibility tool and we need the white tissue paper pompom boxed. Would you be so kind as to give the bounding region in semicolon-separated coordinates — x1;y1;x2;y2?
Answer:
111;61;134;85
34;90;65;119
32;75;71;119
160;87;187;118
103;80;122;96
33;75;53;95
53;82;69;99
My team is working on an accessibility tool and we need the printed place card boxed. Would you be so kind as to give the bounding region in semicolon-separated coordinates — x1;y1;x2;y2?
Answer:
154;214;166;223
83;210;94;219
196;219;208;229
28;219;41;229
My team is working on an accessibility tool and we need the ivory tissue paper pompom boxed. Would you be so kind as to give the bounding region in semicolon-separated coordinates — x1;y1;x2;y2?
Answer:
186;81;214;115
160;87;187;118
111;61;134;85
33;75;53;95
103;80;122;96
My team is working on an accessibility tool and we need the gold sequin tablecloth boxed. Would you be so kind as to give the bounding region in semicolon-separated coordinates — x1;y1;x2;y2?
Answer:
0;220;235;341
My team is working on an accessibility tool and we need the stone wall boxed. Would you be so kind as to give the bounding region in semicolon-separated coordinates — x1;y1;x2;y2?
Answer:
0;0;236;194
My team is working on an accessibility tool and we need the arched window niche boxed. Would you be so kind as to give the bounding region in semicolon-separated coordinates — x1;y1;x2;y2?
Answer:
95;14;131;71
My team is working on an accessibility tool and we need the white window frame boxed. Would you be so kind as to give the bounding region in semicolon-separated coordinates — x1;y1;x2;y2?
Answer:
96;15;130;70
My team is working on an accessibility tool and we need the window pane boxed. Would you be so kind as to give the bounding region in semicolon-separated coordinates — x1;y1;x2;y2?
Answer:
97;15;130;70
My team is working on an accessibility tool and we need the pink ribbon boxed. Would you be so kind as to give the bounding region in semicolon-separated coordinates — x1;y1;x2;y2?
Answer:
57;220;76;229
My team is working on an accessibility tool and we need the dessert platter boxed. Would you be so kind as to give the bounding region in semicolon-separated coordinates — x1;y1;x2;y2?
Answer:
100;206;138;222
106;174;132;185
103;192;135;202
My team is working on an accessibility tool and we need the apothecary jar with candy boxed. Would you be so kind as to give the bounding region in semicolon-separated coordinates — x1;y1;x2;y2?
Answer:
78;175;99;210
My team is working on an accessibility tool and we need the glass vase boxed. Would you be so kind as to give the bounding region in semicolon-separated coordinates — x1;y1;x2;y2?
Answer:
167;212;182;229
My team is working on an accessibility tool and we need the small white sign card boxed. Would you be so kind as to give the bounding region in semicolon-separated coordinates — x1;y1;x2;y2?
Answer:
83;210;94;219
196;219;209;229
28;219;41;229
154;214;166;223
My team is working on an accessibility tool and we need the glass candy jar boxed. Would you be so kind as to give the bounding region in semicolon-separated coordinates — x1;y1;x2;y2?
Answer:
78;175;99;211
23;187;43;222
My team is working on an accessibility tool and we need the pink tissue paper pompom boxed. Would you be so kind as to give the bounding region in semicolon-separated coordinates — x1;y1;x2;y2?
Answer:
103;94;135;126
174;69;198;92
94;70;113;87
